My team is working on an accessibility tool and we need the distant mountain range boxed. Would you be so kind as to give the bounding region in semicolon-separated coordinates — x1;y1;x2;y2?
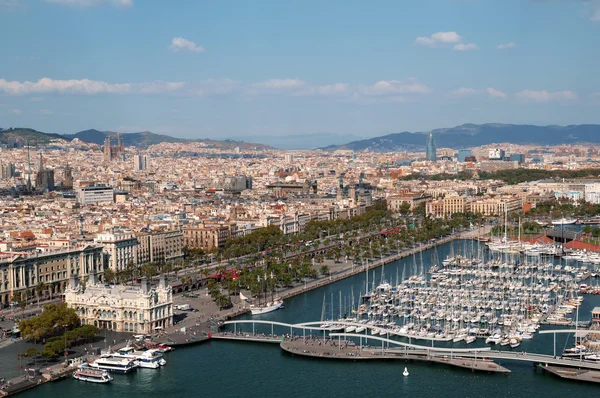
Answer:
224;133;365;150
0;127;271;150
322;124;600;152
3;123;600;151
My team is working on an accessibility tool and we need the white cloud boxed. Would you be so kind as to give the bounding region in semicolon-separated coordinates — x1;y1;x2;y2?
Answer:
585;0;600;21
0;77;185;95
254;79;305;89
451;87;477;96
9;109;22;115
45;0;132;8
361;79;432;96
415;31;462;47
453;43;478;51
40;109;54;115
170;37;204;53
515;89;578;102
496;42;516;50
486;88;507;98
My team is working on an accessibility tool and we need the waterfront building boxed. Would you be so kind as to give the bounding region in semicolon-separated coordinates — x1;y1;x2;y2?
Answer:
0;244;104;305
136;229;184;264
183;223;231;251
65;274;173;333
387;193;432;212
94;229;139;272
425;132;436;162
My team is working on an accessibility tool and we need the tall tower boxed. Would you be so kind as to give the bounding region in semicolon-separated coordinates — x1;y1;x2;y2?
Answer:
103;137;112;162
337;175;344;201
425;132;436;162
26;141;32;191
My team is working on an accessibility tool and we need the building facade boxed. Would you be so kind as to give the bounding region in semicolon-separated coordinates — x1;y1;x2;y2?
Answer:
133;154;150;171
183;224;231;251
137;229;184;264
94;229;139;272
0;244;104;305
65;274;173;333
76;185;114;205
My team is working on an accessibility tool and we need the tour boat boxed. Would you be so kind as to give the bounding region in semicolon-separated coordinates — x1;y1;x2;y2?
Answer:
552;218;577;226
90;356;139;374
112;346;167;368
250;299;284;315
72;364;113;383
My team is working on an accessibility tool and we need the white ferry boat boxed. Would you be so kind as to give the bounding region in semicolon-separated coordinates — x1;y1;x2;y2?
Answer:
90;356;139;374
113;346;167;368
552;218;577;226
72;363;113;383
250;299;284;315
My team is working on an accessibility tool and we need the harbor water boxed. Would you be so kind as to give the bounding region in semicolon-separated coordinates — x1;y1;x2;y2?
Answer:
20;241;600;398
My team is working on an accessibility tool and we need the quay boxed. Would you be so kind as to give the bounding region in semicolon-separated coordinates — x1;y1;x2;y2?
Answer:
541;365;600;384
279;339;511;374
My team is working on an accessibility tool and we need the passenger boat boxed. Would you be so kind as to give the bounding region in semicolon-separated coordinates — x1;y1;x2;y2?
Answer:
72;363;113;383
112;346;167;368
250;299;284;315
90;356;139;374
552;218;577;226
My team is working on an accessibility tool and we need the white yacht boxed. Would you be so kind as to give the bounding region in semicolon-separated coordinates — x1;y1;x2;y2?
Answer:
113;346;167;368
250;299;284;315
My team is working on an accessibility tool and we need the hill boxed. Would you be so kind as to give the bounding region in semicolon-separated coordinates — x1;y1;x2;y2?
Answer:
0;127;65;146
322;124;600;152
0;127;271;150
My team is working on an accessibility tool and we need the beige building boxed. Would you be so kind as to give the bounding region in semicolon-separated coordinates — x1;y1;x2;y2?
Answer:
387;193;432;212
183;223;231;251
65;274;173;333
0;245;104;305
137;229;184;264
94;229;138;272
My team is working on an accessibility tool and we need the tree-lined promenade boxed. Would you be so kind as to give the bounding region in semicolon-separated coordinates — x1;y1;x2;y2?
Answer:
172;203;484;309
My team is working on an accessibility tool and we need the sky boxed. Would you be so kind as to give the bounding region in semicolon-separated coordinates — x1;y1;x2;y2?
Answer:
0;0;599;140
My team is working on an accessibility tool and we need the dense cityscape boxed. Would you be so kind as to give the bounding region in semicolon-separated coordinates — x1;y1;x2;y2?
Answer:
2;0;600;397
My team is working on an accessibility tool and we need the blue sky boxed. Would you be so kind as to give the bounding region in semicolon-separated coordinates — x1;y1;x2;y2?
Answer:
0;0;599;139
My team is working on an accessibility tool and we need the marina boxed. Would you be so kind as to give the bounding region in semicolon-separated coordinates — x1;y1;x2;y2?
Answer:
9;239;600;398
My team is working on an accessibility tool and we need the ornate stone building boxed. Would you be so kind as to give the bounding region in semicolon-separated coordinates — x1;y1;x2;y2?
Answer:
65;274;173;333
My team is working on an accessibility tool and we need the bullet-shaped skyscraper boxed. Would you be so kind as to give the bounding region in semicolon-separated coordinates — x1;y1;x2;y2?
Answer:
425;132;436;162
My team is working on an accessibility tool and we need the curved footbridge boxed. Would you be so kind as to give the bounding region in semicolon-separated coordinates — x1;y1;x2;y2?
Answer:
212;321;600;379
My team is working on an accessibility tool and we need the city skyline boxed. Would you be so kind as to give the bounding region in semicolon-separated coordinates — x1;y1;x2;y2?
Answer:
0;0;599;139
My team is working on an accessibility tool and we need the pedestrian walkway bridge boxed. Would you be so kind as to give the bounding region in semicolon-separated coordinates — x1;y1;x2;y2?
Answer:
216;320;600;372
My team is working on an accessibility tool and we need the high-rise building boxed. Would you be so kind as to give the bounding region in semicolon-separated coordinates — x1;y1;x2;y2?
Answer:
425;132;436;162
0;163;15;179
509;153;525;163
488;148;505;160
284;153;294;163
133;154;149;171
457;149;472;162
